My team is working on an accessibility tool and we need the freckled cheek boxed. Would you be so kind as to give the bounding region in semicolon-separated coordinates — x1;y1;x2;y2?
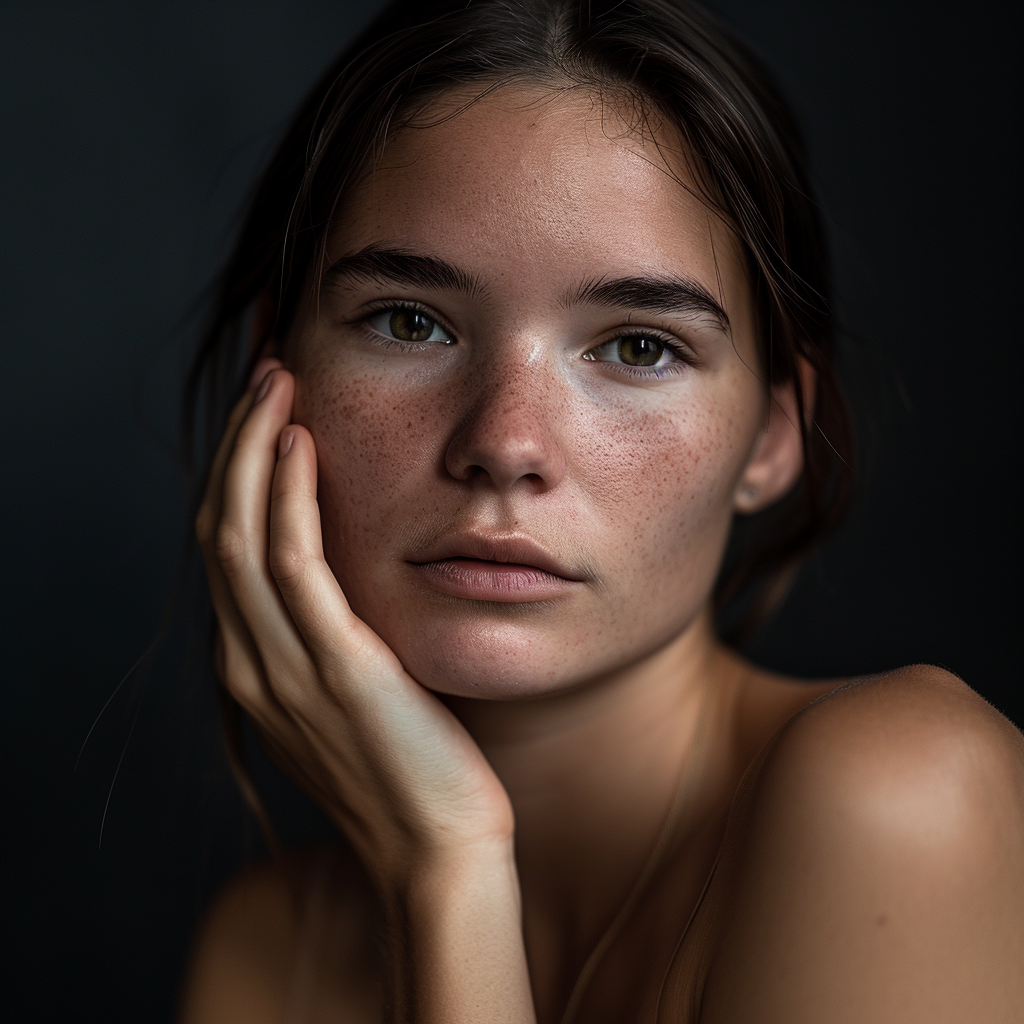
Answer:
293;372;441;559
578;404;742;585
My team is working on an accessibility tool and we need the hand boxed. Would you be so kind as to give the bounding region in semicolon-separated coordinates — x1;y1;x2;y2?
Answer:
195;359;515;888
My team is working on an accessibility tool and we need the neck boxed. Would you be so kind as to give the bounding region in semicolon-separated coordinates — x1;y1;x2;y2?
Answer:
441;608;739;986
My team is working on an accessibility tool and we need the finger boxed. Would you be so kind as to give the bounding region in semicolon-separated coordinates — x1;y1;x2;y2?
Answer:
202;480;273;712
213;610;306;753
269;424;360;660
195;391;254;551
269;425;420;716
196;356;283;546
211;594;306;744
215;367;310;668
197;358;295;710
247;355;285;393
207;566;270;710
198;397;268;710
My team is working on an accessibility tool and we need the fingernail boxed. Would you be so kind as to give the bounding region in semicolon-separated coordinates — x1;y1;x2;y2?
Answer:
254;370;275;404
278;427;295;459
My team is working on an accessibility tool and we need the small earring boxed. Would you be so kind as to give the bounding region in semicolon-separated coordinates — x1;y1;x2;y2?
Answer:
740;484;758;503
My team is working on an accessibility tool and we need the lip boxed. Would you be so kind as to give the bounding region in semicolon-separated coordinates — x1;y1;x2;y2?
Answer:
408;532;585;602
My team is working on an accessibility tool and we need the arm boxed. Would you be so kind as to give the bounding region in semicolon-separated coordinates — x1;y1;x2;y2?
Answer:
189;361;535;1023
385;845;531;1022
699;669;1024;1024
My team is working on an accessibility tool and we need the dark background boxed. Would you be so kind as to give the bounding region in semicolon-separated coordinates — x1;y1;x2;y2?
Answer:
3;2;1020;1020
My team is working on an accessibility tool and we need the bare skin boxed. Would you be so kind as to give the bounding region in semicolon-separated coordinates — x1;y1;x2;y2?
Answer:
182;86;1024;1023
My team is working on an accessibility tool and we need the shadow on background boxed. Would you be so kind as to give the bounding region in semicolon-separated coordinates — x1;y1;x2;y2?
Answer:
3;2;1019;1020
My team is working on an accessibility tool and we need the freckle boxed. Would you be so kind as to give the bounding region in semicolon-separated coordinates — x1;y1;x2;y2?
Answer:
875;914;888;927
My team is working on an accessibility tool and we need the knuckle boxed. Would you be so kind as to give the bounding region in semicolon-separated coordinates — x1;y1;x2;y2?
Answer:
214;521;249;572
268;542;311;588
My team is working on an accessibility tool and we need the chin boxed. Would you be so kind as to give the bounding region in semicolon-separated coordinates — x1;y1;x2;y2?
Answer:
338;565;709;702
373;603;692;702
376;614;598;700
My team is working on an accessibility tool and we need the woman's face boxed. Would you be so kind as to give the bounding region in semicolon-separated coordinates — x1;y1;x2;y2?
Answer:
287;85;773;699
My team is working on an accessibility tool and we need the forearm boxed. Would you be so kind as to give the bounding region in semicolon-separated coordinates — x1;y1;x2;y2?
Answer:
383;840;537;1024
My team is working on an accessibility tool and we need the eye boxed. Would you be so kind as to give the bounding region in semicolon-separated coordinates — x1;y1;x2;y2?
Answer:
364;306;453;345
584;334;683;370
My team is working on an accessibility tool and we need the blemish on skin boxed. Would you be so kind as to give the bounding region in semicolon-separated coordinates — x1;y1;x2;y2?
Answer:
875;913;888;927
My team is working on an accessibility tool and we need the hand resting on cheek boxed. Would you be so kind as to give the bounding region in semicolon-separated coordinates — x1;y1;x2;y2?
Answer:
196;358;535;1020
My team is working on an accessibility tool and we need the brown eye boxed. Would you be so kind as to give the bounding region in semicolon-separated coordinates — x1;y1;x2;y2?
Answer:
583;333;683;373
365;306;453;346
618;336;664;365
390;309;437;342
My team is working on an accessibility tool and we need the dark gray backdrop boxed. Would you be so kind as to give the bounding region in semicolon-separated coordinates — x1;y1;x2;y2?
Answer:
3;2;1020;1020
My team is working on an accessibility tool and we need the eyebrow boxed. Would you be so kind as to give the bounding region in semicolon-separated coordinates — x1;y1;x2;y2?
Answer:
563;275;730;330
322;245;486;298
322;244;729;330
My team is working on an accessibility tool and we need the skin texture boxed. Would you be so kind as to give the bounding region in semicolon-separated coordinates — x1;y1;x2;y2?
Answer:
291;86;788;700
182;86;1024;1024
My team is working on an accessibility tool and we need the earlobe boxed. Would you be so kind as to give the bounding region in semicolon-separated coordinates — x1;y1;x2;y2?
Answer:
733;359;815;514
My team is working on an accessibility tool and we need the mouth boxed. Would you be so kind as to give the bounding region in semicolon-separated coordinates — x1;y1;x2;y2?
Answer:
407;532;585;603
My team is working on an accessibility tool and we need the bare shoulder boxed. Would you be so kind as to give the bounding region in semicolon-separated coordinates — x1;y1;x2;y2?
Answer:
779;664;1024;790
698;666;1024;1024
179;843;382;1024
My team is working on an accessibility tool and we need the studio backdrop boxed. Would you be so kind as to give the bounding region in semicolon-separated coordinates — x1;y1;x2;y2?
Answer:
3;2;1020;1021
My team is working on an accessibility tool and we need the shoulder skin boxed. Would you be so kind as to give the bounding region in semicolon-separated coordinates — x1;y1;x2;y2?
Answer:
179;844;381;1024
698;665;1024;1024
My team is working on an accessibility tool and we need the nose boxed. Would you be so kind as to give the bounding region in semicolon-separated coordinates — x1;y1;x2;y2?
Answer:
444;357;568;493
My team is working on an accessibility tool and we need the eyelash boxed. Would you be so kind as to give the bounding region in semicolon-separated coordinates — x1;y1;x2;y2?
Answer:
593;331;695;378
357;299;456;349
354;300;696;375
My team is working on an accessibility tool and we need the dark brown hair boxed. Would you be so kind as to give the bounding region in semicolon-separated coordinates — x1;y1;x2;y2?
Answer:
186;0;854;790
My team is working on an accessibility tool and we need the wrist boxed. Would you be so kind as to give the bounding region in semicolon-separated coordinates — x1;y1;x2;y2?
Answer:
385;834;520;914
382;841;534;1024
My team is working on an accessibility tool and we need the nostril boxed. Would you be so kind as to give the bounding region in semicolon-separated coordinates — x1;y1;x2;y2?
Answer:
443;399;569;491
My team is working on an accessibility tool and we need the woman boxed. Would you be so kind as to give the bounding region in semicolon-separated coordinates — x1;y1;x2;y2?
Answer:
180;1;1024;1020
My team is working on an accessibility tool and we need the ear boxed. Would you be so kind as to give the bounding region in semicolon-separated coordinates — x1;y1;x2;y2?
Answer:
733;357;815;514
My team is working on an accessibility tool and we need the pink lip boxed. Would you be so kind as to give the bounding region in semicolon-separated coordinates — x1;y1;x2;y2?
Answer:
408;532;585;603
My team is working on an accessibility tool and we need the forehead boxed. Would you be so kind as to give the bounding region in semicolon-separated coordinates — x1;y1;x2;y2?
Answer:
331;84;748;318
